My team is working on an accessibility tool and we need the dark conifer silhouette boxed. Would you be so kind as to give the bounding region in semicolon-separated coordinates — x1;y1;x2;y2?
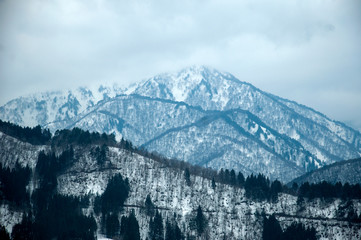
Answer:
120;211;141;240
262;214;282;240
0;225;10;240
105;213;120;238
194;205;207;236
149;210;164;240
184;168;191;186
145;194;155;216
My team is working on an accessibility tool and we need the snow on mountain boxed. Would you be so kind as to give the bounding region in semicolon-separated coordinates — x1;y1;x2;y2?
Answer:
128;66;361;164
141;110;309;182
1;66;360;182
0;131;48;169
1;131;360;239
0;85;122;128
58;145;361;239
58;95;206;145
50;95;318;182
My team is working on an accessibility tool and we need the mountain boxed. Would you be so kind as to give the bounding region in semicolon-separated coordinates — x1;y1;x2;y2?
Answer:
1;127;360;239
1;66;360;182
290;157;361;185
0;85;121;128
128;66;361;163
48;94;314;182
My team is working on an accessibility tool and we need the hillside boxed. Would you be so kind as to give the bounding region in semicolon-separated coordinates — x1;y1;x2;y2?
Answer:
46;95;313;182
1;126;361;239
290;158;361;185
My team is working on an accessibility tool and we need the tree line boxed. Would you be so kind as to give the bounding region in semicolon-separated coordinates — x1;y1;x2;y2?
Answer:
2;120;361;203
263;214;317;240
296;181;361;200
0;119;51;145
0;162;31;206
0;148;99;239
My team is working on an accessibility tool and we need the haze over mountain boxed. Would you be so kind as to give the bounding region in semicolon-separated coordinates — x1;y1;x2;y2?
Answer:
1;66;360;182
2;0;361;132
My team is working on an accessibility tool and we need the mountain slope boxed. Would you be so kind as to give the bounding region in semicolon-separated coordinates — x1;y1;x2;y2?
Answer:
290;157;361;185
1;66;360;181
0;86;121;128
47;95;317;182
1;129;361;239
129;66;361;162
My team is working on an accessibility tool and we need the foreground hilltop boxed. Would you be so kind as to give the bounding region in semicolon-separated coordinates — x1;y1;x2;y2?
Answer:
0;123;360;239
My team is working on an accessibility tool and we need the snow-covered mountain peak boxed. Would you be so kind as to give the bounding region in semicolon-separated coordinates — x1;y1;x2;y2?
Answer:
127;65;242;105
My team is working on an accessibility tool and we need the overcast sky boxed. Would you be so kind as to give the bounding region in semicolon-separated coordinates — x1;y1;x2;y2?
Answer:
0;0;360;130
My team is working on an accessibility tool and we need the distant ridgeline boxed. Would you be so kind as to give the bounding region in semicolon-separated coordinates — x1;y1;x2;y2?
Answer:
1;120;361;239
290;157;361;185
0;119;51;145
0;119;128;148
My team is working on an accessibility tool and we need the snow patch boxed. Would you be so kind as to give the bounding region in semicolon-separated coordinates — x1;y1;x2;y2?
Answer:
0;205;22;234
315;149;327;162
290;130;300;140
250;124;259;134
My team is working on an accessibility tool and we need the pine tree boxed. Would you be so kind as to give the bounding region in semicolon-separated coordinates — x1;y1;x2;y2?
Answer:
237;171;245;187
211;177;216;189
195;205;207;236
218;169;225;183
224;169;230;184
101;173;130;214
105;213;119;238
149;210;164;240
165;220;173;240
173;222;183;240
262;214;282;240
270;180;282;202
11;213;34;240
121;211;140;240
165;219;183;240
0;225;10;240
145;194;155;216
282;222;317;240
230;169;237;185
184;168;191;186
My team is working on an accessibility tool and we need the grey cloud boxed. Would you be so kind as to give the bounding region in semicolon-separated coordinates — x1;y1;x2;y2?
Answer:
0;0;360;130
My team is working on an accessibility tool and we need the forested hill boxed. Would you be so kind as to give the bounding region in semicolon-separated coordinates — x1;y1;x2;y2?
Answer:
0;119;51;145
290;157;361;185
1;122;361;239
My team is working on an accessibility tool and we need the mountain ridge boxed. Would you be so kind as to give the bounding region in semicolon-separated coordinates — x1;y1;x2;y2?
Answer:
290;157;361;186
1;66;360;181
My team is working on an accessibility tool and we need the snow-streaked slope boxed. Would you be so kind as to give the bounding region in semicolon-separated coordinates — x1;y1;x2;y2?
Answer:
56;95;206;145
290;158;361;185
0;131;48;169
51;95;318;182
278;97;361;150
0;85;122;128
142;114;304;182
128;66;361;164
1;131;359;239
